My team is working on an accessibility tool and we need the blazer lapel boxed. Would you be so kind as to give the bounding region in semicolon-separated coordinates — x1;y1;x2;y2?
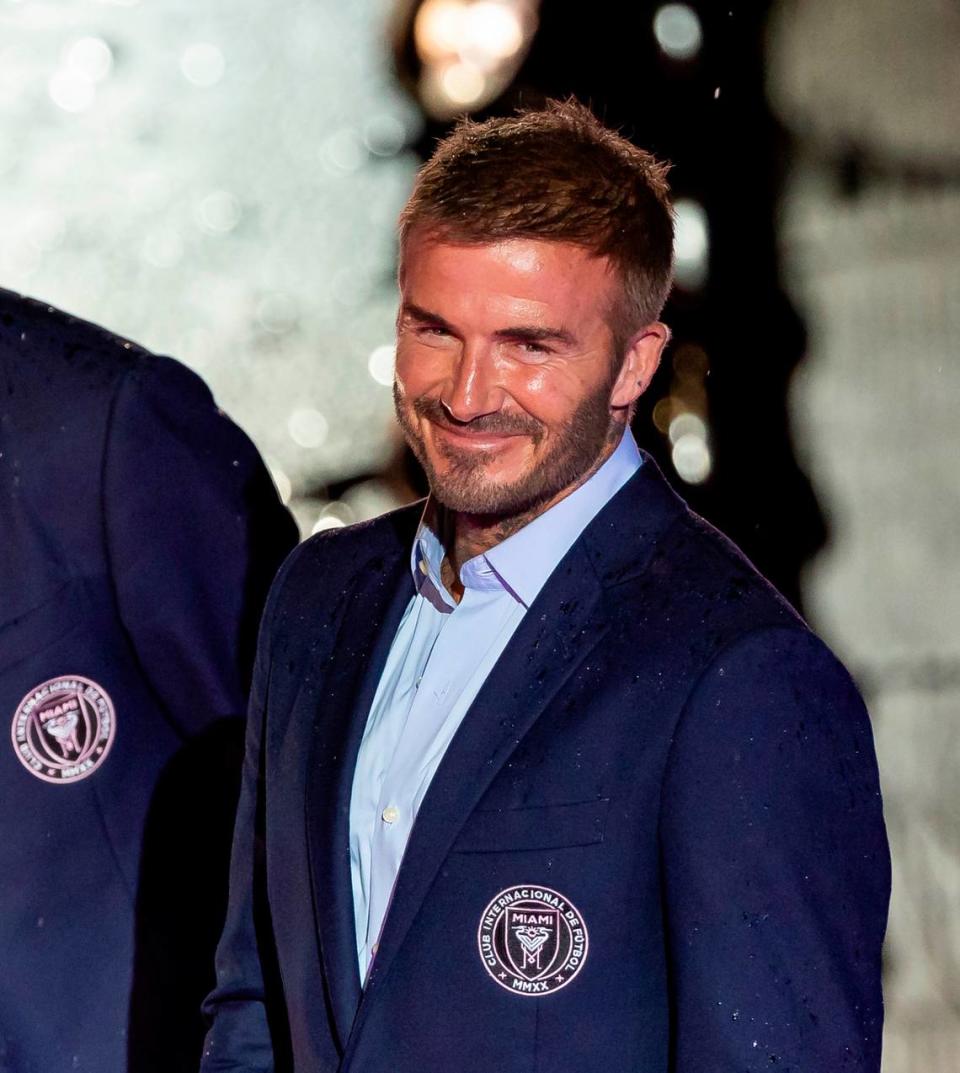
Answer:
303;520;417;1051
353;455;687;1026
357;539;609;1003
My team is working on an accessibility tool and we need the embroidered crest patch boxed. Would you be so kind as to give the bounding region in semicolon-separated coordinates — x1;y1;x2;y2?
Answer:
11;676;116;784
478;884;588;996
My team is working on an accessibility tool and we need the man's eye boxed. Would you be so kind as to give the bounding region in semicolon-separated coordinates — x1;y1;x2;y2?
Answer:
418;325;450;338
512;340;551;358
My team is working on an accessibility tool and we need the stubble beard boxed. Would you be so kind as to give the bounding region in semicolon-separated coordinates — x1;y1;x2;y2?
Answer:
393;375;622;520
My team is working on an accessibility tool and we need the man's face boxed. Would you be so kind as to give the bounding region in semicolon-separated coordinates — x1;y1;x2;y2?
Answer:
394;231;648;518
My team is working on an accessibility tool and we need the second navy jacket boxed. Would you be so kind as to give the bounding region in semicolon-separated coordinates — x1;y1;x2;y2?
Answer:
0;289;299;1073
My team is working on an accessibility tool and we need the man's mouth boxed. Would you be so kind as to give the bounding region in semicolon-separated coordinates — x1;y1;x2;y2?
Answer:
429;418;524;451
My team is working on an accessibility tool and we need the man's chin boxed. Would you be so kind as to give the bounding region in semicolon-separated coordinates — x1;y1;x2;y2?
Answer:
427;469;558;519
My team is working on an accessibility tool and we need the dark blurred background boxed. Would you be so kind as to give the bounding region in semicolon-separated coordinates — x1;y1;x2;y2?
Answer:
2;0;957;1065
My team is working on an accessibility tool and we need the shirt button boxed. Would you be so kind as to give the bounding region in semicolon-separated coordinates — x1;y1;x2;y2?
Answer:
381;805;399;824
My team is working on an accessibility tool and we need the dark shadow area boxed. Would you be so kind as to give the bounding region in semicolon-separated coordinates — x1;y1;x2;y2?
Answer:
127;718;244;1073
252;734;296;1073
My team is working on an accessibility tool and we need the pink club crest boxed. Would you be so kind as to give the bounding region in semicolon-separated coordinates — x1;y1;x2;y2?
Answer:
478;884;589;996
11;676;116;784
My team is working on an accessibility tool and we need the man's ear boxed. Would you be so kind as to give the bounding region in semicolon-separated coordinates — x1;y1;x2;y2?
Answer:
610;322;671;409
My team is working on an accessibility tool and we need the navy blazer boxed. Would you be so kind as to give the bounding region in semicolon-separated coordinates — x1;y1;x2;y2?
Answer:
202;454;890;1072
0;289;298;1073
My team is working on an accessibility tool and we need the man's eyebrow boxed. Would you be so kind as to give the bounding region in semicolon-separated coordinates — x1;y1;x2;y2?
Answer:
399;303;577;347
399;302;455;332
493;325;578;347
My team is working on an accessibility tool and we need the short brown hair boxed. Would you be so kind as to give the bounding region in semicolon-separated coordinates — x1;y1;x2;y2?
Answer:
398;99;674;348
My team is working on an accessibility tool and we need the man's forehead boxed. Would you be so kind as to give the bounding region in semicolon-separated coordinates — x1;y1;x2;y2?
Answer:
400;232;618;310
403;226;605;267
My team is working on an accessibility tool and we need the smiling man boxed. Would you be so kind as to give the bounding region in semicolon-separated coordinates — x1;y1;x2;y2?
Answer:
201;101;890;1073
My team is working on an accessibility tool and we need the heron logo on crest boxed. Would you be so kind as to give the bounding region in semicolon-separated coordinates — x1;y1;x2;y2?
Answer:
477;884;588;996
11;676;116;785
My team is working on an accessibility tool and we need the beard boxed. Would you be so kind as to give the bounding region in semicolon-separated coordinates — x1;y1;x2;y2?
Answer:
394;373;620;518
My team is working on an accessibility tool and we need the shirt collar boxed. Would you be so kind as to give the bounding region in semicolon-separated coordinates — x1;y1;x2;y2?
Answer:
410;428;643;609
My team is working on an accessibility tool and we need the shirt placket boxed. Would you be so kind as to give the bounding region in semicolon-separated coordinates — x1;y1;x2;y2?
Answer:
362;590;486;965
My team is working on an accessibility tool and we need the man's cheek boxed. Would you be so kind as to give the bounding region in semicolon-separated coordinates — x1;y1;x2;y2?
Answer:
397;352;442;396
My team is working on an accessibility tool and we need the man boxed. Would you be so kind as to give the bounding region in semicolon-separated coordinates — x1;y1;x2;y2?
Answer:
0;288;298;1072
202;101;890;1072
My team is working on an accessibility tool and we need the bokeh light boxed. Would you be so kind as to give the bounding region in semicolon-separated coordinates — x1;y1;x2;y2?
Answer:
653;4;703;61
288;408;330;449
673;197;709;289
671;429;712;484
368;344;396;387
180;43;226;88
413;0;539;119
65;37;114;83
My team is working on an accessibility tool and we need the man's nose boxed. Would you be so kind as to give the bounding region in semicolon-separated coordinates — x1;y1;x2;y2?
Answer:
443;344;503;422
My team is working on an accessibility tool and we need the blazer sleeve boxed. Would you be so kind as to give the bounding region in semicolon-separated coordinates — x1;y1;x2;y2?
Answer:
659;625;891;1072
102;355;299;734
199;549;294;1073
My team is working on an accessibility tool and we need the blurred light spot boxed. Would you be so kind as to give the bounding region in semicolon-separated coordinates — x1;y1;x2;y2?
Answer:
256;292;298;334
65;37;113;83
652;396;674;434
414;0;468;60
440;60;485;105
312;515;346;533
415;0;536;118
48;70;96;113
416;1;523;65
362;114;407;157
318;500;356;527
288;408;329;449
268;466;292;505
180;43;225;88
668;410;707;445
321;129;364;173
673;198;709;289
197;190;241;234
653;4;702;61
368;344;395;386
342;479;403;521
142;229;183;268
462;2;525;62
672;431;712;484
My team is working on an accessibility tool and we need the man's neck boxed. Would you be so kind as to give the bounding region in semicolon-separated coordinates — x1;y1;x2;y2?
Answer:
441;430;624;602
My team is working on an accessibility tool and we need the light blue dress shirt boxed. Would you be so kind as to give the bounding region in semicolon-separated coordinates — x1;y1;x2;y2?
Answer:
348;429;643;981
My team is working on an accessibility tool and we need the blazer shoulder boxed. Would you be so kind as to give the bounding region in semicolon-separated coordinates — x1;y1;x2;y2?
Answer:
652;502;805;630
0;289;212;424
267;500;424;612
598;491;811;697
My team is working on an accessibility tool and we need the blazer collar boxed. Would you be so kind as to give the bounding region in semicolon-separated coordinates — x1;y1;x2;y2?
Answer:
580;448;688;588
